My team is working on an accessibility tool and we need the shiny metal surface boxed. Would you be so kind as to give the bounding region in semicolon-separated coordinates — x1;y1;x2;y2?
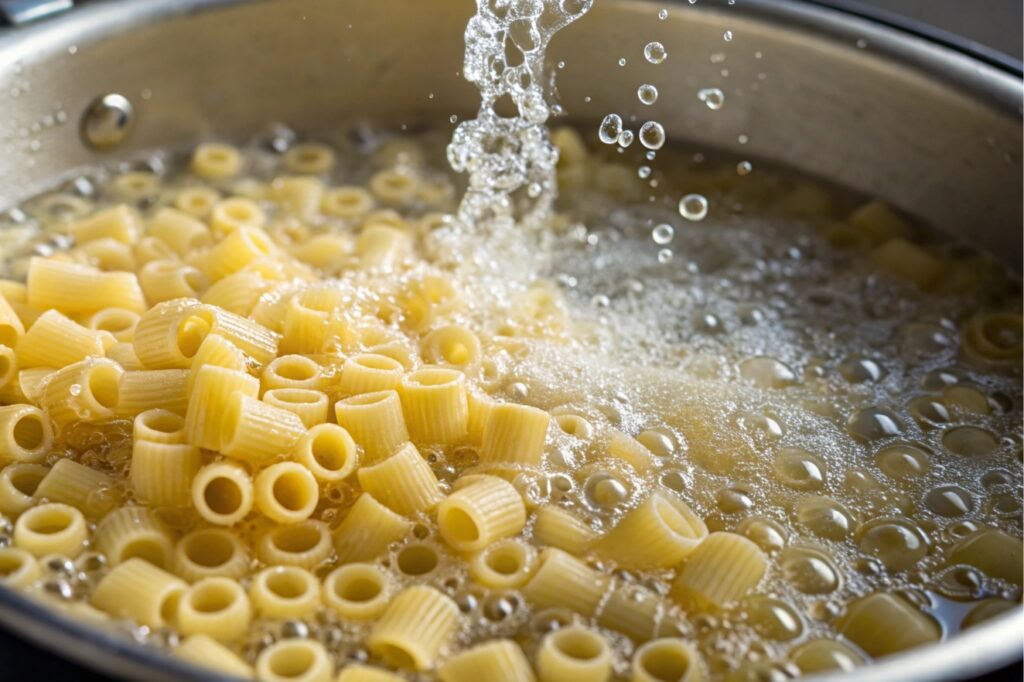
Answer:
0;1;1020;680
0;0;73;26
79;92;135;149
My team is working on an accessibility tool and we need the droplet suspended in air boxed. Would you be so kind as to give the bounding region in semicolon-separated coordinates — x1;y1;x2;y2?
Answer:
638;121;665;150
658;8;668;20
598;114;623;144
652;223;674;244
657;248;673;264
617;57;627;67
698;87;725;110
638;165;651;179
644;41;667;64
638;84;659;106
679;193;708;221
617;129;634;148
723;30;734;42
737;160;753;176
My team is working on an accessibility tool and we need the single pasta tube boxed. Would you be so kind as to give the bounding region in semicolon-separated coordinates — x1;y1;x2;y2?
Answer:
91;558;186;628
132;408;187;445
334;390;410;464
437;475;526;553
0;404;52;463
356;442;443;516
186;333;247;392
321;562;392;621
438;639;535;682
593;493;707;569
191;143;242;180
533;505;598;555
86;307;140;343
27;257;145;314
131;439;200;508
201;271;273;317
837;592;941;658
397;366;469;445
0;293;26;347
522;548;610;617
147;207;212;255
481;402;550;466
13;503;88;558
138;260;208;303
421;324;481;370
0;463;48;516
631;639;704;682
94;506;175;569
17;309;112;369
191;461;254;526
672;532;767;611
39;357;123;427
184;365;260;451
367;585;460;671
255;638;332;682
336;353;404;397
332;493;412;564
221;393;307;464
176;577;252;644
210;197;265;236
249;566;320;619
69;204;138;244
335;665;403;682
468;538;537;590
263;388;329;429
173;634;252;679
115;368;190;418
254;462;319;524
537;626;613;682
174;527;250;583
262;354;325;392
292;423;360;482
0;547;40;589
34;458;117;518
256;520;333;570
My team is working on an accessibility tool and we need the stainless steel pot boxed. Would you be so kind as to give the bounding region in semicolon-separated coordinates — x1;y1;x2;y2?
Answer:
0;0;1020;680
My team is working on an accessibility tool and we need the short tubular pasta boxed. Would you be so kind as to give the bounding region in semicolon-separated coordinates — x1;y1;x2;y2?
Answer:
0;463;48;516
116;368;190;418
334;390;410;463
200;226;275;282
133;298;204;369
596;584;666;643
465;390;495;444
94;506;175;569
131;439;200;508
187;333;247;392
357;442;443;516
284;143;336;174
35;459;117;518
0;404;52;463
254;462;319;524
76;237;136;272
134;236;177;266
148;208;212;255
537;626;613;682
631;639;703;682
481;402;550;466
262;354;325;392
322;562;392;621
210;197;265;235
469;538;537;589
13;502;88;558
175;527;251;583
174;635;252;679
138;260;208;303
191;143;242;180
185;365;260;451
335;665;404;682
174;187;219;218
27;257;145;314
133;408;187;444
0;294;26;347
16;309;112;368
249;566;320;619
837;592;941;657
533;505;598;554
68;204;138;244
39;357;123;427
270;176;324;221
322;185;374;218
191;461;254;526
201;271;273;316
293;423;360;482
438;640;535;682
257;520;333;569
0;344;18;391
263;388;329;429
605;429;656;472
86;308;140;343
222;394;306;464
0;547;40;589
397;366;468;444
522;548;610;617
332;492;413;563
367;585;460;671
357;224;411;268
91;558;186;628
421;325;481;369
437;475;526;553
593;493;707;569
672;532;767;611
337;353;404;397
177;577;252;644
256;638;332;682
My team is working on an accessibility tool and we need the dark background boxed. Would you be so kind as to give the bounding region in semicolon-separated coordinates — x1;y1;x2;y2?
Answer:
0;0;1020;680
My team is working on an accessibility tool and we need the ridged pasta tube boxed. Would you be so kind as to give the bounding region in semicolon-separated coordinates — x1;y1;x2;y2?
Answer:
115;368;189;418
0;404;51;463
533;505;598;555
147;208;212;255
14;503;88;557
334;390;410;463
292;423;359;482
177;577;252;644
438;640;536;682
481;402;550;466
17;310;112;368
257;520;333;570
437;475;526;552
249;566;320;619
174;635;252;679
39;357;123;427
0;463;48;516
367;585;460;670
397;366;469;444
672;532;766;610
94;506;175;569
321;562;392;621
27;257;146;314
185;365;259;451
254;462;319;524
221;394;306;464
337;353;404;397
522;548;610;617
332;493;412;563
255;639;332;682
174;528;250;583
469;538;537;589
357;442;443;516
837;592;940;657
132;408;187;444
91;558;186;628
538;626;613;682
34;458;117;518
631;639;703;682
0;547;39;589
191;461;254;526
131;439;200;508
593;493;707;569
263;388;329;429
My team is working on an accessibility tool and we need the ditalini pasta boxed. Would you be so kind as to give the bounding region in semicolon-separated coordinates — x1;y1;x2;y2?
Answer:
1;133;1020;682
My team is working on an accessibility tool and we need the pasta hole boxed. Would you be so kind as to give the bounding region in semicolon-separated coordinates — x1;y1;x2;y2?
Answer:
204;477;243;516
183;269;206;293
266;570;309;599
141;411;184;434
275;358;316;381
397;544;439;576
159;589;183;623
273;472;312;511
0;553;26;576
176;313;212;358
441;507;479;544
0;325;18;348
408;368;459;387
121;538;167;568
553;629;604;661
443;342;469;365
311;433;347;471
10;469;45;496
485;548;521;575
639;643;693;682
376;643;416;670
271;525;321;553
190;582;237;613
355;354;401;371
185;532;233;567
268;644;316;677
12;415;45;451
275;389;320;405
88;364;120;409
654;498;698;539
25;507;73;534
336;575;382;602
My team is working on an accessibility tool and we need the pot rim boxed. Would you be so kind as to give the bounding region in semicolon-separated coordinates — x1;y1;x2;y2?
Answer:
0;1;1020;681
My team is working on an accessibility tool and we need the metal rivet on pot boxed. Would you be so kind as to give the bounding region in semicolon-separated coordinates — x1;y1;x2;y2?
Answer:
80;93;135;150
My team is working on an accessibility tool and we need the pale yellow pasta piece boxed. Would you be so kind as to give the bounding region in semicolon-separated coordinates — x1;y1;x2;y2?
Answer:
293;423;359;482
14;502;88;557
848;200;914;244
249;565;320;619
87;307;140;343
397;366;468;444
38;357;123;427
174;528;250;583
110;172;159;202
257;520;333;570
596;584;667;643
469;538;536;589
465;390;495;445
0;345;17;395
437;474;525;552
68;204;139;244
270;176;324;220
337;353;404;397
332;493;412;564
76;237;136;271
131;439;200;508
357;442;443;516
322;186;374;219
133;408;186;444
357;224;411;268
594;493;707;569
0;404;51;463
139;260;208;303
0;281;26;304
420;325;481;370
871;238;945;289
34;458;117;518
522;548;610;617
210;197;266;236
0;462;48;516
605;429;656;472
284;143;335;174
481;402;550;466
0;295;26;347
116;368;189;418
185;365;260;451
174;187;220;218
191;143;242;180
264;388;329;429
533;505;597;555
369;168;419;206
189;304;279;366
177;577;252;644
200;226;276;282
105;341;143;370
335;665;404;682
94;506;174;569
148;207;212;255
537;626;612;682
962;312;1024;363
334;390;410;463
14;367;56;404
174;635;253;679
289;234;352;270
438;640;535;682
0;547;40;589
16;309;112;368
254;461;319;524
222;394;306;464
367;585;460;670
631;639;703;682
256;639;332;682
201;272;273;319
837;592;940;658
280;296;331;355
91;558;186;628
187;333;247;392
672;532;767;610
262;354;325;393
949;528;1023;586
134;236;178;267
133;298;204;369
322;562;392;621
191;460;254;526
27;257;145;313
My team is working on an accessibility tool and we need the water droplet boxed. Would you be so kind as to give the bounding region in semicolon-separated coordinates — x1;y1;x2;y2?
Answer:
723;30;734;42
678;193;708;221
638;165;651;179
598;113;623;144
652;223;674;245
617;57;627;67
658;8;668;20
617;129;634;147
638;83;659;106
846;406;903;442
638;121;665;150
644;41;667;64
698;88;725;110
657;248;673;264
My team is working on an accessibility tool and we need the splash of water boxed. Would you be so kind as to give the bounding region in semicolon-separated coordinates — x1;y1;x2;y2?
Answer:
447;0;593;228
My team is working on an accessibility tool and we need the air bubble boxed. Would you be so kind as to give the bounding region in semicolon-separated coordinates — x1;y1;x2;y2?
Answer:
644;41;667;64
637;84;659;105
652;223;674;245
638;121;665;150
678;193;708;221
698;88;725;110
617;130;634;148
598;114;623;144
657;249;673;264
736;160;753;176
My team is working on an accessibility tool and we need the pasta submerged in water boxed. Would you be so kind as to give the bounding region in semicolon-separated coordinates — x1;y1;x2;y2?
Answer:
0;125;1019;682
